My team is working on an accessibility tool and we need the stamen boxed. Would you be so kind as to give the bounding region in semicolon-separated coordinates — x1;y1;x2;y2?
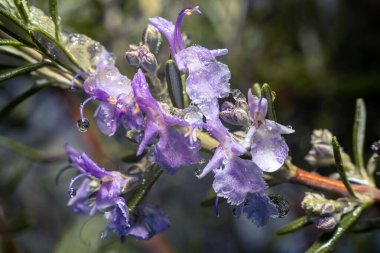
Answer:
173;6;202;54
70;72;89;90
80;96;97;120
67;173;89;196
55;165;74;185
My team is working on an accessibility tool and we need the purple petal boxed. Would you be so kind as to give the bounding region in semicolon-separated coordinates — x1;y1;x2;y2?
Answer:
243;192;278;227
250;127;290;172
153;128;201;174
149;17;176;54
94;102;118;136
95;181;122;211
213;156;266;205
84;65;132;101
65;145;112;178
67;178;93;214
265;120;295;135
247;90;268;122
132;69;200;172
128;205;170;240
103;199;130;239
175;45;230;102
197;146;224;178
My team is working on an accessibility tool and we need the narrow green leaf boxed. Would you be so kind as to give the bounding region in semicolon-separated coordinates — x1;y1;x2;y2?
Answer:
353;98;367;179
0;7;34;45
332;136;357;198
261;83;277;121
252;83;261;97
0;134;50;161
353;217;380;233
277;216;312;235
49;0;61;40
165;59;184;108
0;82;52;120
181;73;189;107
14;0;29;23
305;203;370;253
0;39;24;46
127;165;162;213
0;61;48;83
31;27;82;73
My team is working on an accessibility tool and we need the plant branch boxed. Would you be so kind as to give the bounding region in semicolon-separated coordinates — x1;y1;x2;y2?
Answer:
289;167;380;203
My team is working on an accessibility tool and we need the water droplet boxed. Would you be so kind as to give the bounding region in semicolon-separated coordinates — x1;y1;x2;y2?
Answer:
68;187;76;197
286;125;293;129
199;159;206;165
77;118;90;132
194;168;202;176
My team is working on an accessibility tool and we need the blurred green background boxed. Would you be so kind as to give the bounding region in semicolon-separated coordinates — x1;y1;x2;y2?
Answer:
1;0;380;252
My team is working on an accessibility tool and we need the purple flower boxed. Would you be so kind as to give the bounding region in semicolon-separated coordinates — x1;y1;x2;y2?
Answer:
244;90;294;172
132;69;201;173
103;203;170;241
149;7;230;121
77;50;143;136
197;136;266;205
234;192;279;227
65;145;139;215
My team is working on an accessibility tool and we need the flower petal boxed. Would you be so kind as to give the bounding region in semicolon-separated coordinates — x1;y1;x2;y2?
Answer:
128;205;170;240
212;156;266;205
250;126;289;172
94;102;118;136
243;192;278;227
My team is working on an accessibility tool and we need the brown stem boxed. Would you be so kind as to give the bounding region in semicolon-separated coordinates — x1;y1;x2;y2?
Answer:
290;167;380;203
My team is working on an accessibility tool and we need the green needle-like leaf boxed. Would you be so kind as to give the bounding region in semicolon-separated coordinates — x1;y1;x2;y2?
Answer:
165;59;184;108
14;0;29;23
49;0;61;40
0;7;34;45
353;98;367;179
252;83;262;97
0;61;48;83
127;165;163;213
0;134;54;161
0;39;24;46
332;136;357;198
306;203;371;253
277;216;312;235
0;82;52;120
261;83;277;121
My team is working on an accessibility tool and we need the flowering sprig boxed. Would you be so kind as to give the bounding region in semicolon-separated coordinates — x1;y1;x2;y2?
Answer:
1;2;380;252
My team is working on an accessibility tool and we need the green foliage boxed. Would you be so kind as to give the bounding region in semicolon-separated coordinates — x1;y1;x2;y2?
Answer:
306;203;371;253
276;216;312;235
332;136;357;198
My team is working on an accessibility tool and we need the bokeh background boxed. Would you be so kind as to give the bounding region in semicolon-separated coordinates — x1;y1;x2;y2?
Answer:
1;0;380;252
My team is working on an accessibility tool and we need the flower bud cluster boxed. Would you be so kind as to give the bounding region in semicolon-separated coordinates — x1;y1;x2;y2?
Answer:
301;192;356;231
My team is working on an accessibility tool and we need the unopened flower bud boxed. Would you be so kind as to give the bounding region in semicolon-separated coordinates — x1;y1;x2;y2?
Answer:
139;46;158;72
142;24;162;54
125;44;140;66
316;216;338;232
220;101;250;126
371;140;380;155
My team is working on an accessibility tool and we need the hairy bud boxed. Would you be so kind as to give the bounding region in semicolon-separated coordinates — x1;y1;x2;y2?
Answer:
142;24;162;54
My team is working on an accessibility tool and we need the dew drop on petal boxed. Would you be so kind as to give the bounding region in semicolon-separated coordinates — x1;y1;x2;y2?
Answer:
194;168;202;176
286;125;293;129
77;118;90;132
